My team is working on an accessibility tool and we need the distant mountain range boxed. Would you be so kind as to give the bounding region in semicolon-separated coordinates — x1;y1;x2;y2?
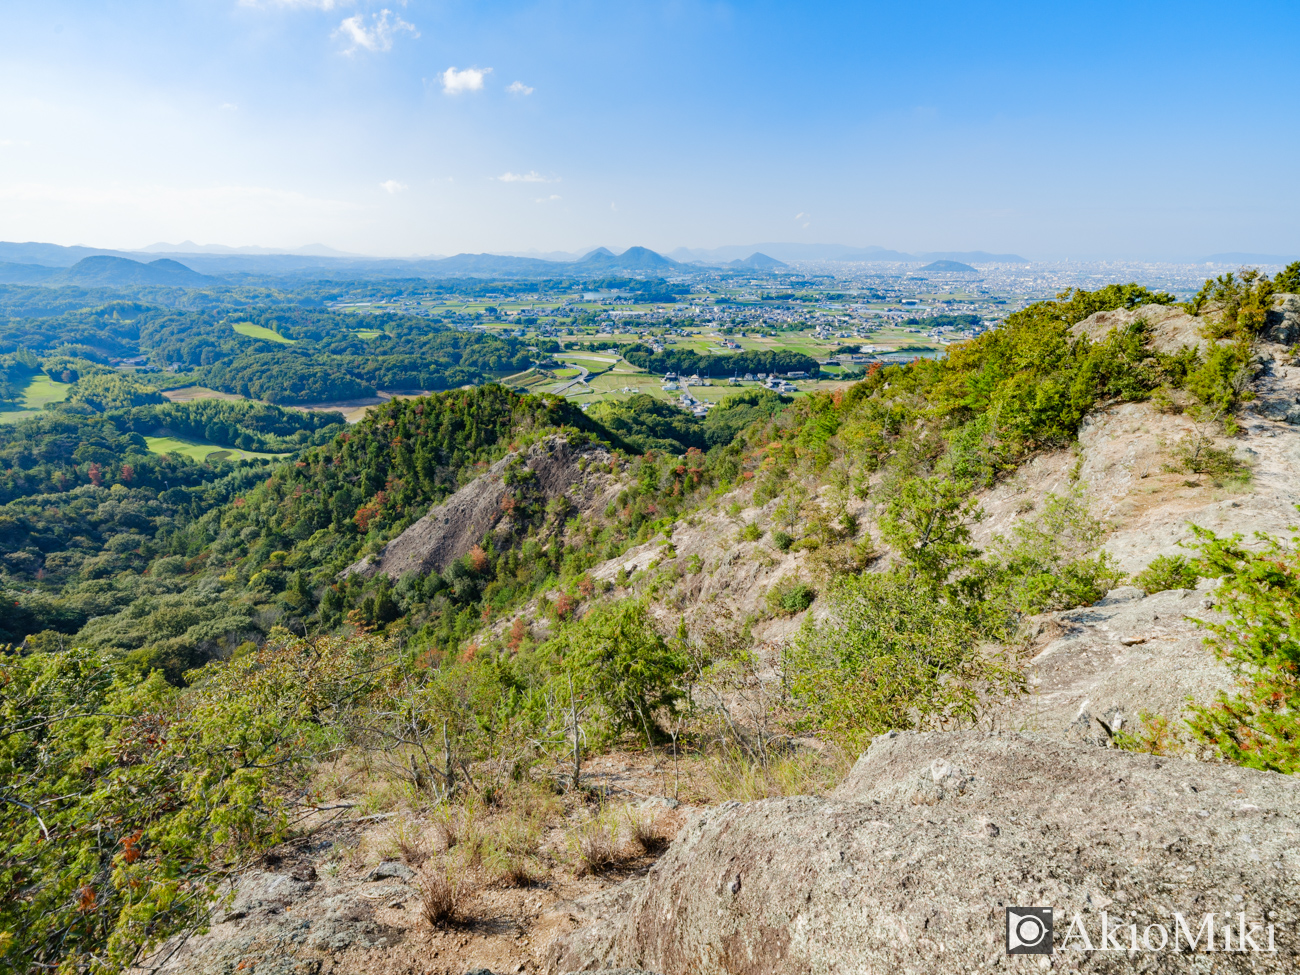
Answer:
0;256;209;287
0;242;684;285
0;240;1031;286
668;244;1030;264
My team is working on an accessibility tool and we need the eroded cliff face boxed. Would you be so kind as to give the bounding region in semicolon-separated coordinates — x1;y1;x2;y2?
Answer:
549;731;1300;975
342;435;621;581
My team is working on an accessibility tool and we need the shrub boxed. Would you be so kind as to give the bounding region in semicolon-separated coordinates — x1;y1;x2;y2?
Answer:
0;634;397;972
1133;554;1201;594
767;577;816;616
1185;519;1300;774
739;522;762;542
1113;710;1187;757
543;600;689;744
770;529;794;551
787;571;1023;749
982;491;1123;614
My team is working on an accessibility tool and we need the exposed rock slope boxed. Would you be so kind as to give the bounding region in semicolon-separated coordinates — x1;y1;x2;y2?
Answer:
344;436;620;581
1000;583;1234;746
1071;303;1209;354
1069;292;1300;352
550;730;1300;974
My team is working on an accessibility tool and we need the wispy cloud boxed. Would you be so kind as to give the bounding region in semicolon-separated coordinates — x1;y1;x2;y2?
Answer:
496;171;556;183
794;211;810;228
441;66;491;94
219;102;238;111
534;194;561;203
334;9;418;54
379;179;407;194
507;81;534;96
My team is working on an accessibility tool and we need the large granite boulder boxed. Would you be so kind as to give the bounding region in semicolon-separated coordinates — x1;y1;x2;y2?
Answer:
550;731;1299;973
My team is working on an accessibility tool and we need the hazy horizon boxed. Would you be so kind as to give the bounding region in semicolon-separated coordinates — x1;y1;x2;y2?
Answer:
3;1;1298;262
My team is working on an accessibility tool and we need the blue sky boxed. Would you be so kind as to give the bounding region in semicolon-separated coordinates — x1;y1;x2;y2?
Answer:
2;0;1298;260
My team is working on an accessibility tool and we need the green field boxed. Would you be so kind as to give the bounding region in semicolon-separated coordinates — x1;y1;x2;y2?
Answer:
145;435;287;463
232;322;296;344
0;372;73;423
353;329;383;340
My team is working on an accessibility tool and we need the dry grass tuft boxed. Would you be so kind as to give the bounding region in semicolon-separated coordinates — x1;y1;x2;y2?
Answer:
417;862;471;928
627;809;671;856
702;745;848;802
380;816;432;867
498;856;541;888
573;812;621;877
430;819;457;853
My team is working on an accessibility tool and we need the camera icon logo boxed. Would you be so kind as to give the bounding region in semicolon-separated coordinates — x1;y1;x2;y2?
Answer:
1006;906;1053;954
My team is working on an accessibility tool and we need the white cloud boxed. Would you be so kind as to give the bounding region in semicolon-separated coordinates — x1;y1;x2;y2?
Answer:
507;81;534;96
441;66;490;94
334;9;418;54
794;211;806;220
219;102;238;111
379;179;407;194
534;194;561;203
496;171;555;183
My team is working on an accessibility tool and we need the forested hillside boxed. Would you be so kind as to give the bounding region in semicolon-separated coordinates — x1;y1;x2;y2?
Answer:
0;299;547;405
5;266;1300;973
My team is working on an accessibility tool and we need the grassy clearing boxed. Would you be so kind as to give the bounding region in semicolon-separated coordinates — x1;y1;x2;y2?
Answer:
0;372;73;423
232;322;296;344
161;386;248;404
353;330;383;340
145;435;287;462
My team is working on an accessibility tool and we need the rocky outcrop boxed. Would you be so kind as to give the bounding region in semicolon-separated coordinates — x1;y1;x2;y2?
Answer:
549;730;1300;974
1071;294;1299;356
146;867;406;974
342;436;619;581
999;583;1234;745
1070;303;1207;354
1265;294;1300;346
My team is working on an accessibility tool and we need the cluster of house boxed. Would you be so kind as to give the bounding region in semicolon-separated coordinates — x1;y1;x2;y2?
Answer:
660;372;712;391
719;371;804;393
678;390;711;417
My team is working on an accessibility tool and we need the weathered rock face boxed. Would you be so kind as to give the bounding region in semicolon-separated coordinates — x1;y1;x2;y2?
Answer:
999;584;1234;746
342;436;619;581
1265;294;1300;347
147;868;405;974
549;731;1300;974
1071;304;1207;355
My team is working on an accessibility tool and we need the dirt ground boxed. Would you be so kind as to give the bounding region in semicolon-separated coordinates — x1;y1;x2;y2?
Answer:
141;745;836;975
